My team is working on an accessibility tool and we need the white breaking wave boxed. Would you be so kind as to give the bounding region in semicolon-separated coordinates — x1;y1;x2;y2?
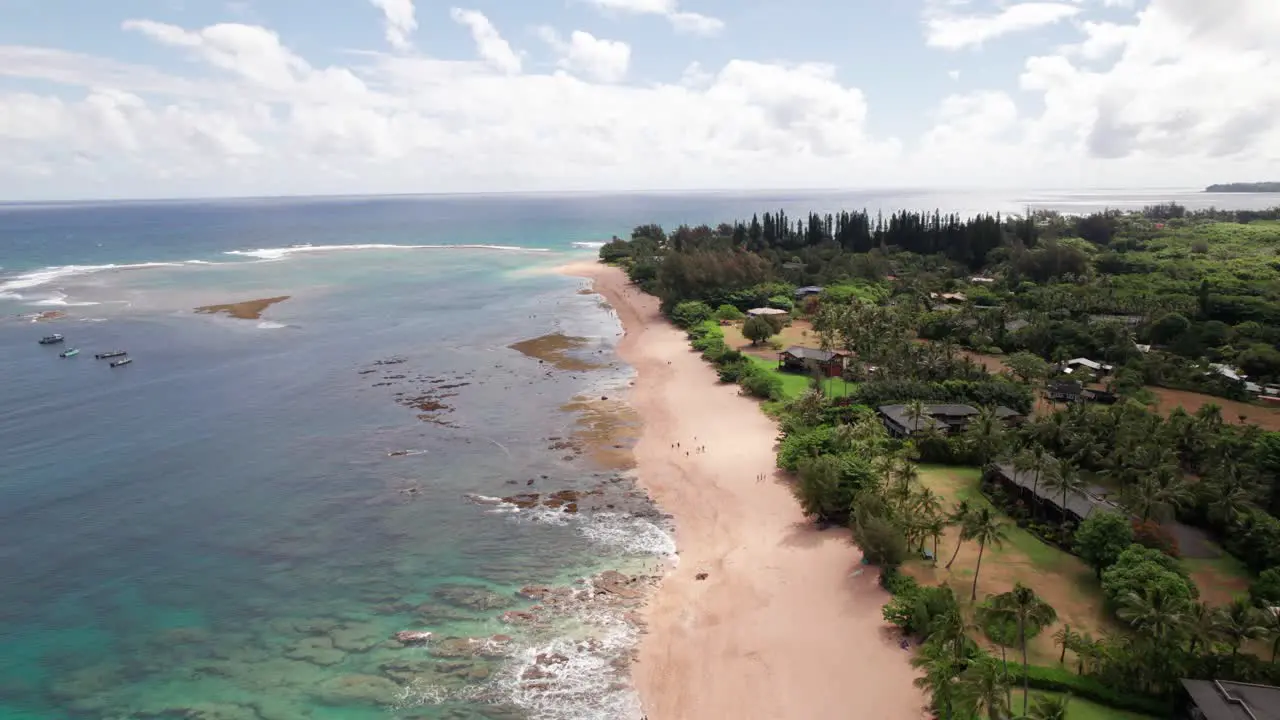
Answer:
579;512;677;558
224;243;550;261
571;241;607;249
256;321;287;329
29;291;101;307
0;260;209;294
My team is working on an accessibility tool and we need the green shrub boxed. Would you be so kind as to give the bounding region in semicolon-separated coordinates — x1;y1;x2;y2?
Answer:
1251;567;1280;606
713;304;744;322
767;295;794;311
880;567;920;595
739;366;784;401
1007;665;1170;716
853;513;908;569
671;301;713;328
717;359;750;383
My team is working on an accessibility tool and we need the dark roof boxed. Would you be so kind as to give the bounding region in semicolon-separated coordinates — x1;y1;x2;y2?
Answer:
992;463;1117;520
877;404;1021;429
782;346;841;362
1048;380;1083;394
794;286;824;296
877;405;950;433
1183;679;1280;720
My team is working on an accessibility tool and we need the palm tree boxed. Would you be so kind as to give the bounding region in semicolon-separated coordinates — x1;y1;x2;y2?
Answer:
1052;624;1080;665
1041;464;1088;535
1117;586;1190;642
1217;598;1268;667
956;652;1011;720
944;500;976;570
1185;601;1221;656
990;583;1058;717
1025;693;1070;720
1261;606;1280;663
964;406;1008;466
1207;477;1253;527
1013;444;1053;519
912;640;960;720
904;399;929;435
1122;469;1192;523
924;515;946;565
969;507;1009;601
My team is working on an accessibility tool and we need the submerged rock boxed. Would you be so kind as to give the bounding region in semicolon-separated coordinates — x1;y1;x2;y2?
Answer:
312;673;403;706
284;636;346;666
432;584;515;612
393;630;434;645
329;621;384;653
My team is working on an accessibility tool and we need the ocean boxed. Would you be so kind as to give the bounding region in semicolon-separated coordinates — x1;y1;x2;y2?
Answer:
0;188;1275;720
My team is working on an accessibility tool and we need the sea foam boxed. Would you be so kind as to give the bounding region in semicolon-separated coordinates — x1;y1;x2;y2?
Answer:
224;243;551;261
0;260;210;294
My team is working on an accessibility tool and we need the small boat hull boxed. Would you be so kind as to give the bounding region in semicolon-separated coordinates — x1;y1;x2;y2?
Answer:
60;349;80;358
95;351;127;359
39;335;65;345
110;358;133;368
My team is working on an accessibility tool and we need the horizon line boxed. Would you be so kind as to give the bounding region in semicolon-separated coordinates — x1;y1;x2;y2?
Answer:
0;184;1226;207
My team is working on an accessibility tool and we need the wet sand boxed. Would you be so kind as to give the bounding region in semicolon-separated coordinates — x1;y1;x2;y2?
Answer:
559;261;925;720
194;296;290;320
509;332;606;372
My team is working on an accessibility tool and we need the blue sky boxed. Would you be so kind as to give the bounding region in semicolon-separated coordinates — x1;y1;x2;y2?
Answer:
0;0;1276;199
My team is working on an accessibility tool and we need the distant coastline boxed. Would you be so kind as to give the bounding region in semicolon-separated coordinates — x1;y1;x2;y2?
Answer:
1205;182;1280;193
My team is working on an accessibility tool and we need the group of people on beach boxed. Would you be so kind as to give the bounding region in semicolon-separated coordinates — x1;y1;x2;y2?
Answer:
670;438;707;456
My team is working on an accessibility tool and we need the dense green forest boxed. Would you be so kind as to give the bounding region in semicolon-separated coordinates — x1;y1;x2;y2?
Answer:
601;202;1280;719
1206;182;1280;193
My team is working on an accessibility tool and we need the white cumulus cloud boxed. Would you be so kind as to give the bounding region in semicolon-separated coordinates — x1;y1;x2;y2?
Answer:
925;1;1082;50
538;27;630;83
1;1;1279;199
449;8;522;74
581;0;724;36
368;0;417;51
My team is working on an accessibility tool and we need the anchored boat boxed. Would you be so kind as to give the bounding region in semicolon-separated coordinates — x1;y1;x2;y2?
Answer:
110;358;133;368
59;348;80;358
38;334;65;345
95;351;127;359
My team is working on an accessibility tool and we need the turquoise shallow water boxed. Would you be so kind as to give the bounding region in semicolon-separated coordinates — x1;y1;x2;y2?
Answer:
0;197;678;720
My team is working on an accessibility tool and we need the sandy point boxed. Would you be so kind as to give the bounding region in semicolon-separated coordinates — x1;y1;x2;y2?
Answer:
560;260;926;720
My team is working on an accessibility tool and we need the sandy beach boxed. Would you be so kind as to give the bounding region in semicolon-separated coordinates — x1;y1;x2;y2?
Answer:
560;261;925;720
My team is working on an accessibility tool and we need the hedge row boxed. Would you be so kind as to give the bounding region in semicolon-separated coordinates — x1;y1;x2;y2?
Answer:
1006;665;1171;716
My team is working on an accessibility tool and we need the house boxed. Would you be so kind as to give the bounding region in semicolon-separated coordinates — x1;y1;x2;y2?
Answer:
985;464;1118;525
794;286;824;299
747;307;789;319
969;276;996;284
929;292;968;304
1178;679;1280;720
1059;357;1114;375
778;346;847;377
877;404;1022;438
1082;388;1119;404
1046;380;1083;402
1209;363;1247;383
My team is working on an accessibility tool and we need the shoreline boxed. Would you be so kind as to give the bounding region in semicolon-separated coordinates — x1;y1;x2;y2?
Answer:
559;260;925;719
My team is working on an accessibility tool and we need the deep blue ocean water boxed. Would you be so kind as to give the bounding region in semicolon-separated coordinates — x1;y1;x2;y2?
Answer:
1;189;1276;720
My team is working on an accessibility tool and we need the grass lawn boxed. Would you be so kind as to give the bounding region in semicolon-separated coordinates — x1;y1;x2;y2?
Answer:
906;466;1116;666
1011;690;1155;720
744;356;854;402
1183;553;1252;606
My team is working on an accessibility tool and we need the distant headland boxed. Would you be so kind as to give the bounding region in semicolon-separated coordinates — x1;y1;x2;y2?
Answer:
1205;181;1280;193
